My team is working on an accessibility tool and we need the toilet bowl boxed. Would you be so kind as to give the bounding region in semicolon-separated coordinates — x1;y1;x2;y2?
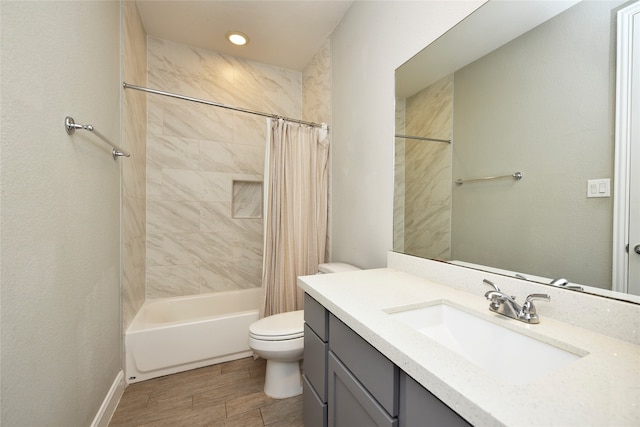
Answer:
248;262;360;398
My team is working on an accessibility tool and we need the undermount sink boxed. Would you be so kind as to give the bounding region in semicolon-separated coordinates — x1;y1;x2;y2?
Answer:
386;301;584;384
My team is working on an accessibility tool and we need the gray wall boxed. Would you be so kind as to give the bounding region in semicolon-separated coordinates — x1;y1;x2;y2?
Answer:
451;1;620;288
1;1;122;424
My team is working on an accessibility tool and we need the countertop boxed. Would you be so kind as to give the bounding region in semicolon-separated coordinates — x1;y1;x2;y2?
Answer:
297;268;640;427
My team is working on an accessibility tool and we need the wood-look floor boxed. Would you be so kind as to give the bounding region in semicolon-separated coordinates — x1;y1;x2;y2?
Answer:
109;357;303;427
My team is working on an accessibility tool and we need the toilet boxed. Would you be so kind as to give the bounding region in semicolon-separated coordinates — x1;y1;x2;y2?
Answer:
248;262;360;398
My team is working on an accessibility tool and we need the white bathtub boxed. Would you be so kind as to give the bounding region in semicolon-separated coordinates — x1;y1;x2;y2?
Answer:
125;288;262;383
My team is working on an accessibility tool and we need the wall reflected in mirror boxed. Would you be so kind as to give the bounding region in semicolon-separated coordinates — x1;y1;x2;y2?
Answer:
394;0;640;303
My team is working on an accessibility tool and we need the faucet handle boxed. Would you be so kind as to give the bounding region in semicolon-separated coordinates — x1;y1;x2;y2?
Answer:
519;294;550;324
483;279;500;292
526;293;551;303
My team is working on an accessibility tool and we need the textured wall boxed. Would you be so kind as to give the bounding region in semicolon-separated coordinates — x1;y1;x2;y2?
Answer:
145;37;302;299
122;1;147;329
1;1;121;424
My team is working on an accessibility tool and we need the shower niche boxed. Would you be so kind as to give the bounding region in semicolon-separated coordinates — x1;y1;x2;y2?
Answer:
232;180;263;219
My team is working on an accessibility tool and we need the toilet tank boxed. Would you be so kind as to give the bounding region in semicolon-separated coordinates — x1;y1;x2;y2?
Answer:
317;263;360;274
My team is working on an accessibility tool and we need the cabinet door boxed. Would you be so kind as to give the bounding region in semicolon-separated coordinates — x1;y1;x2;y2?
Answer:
328;352;398;427
329;314;399;416
399;373;471;427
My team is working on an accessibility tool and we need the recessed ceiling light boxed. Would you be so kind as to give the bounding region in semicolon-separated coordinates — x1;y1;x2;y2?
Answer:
226;31;249;46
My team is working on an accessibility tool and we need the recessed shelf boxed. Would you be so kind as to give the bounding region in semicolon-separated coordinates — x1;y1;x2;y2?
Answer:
232;180;263;219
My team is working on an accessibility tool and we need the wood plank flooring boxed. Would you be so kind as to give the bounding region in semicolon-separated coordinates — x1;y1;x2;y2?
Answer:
109;357;303;427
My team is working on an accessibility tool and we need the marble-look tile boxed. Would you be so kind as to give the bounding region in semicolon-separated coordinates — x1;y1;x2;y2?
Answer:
232;181;262;218
145;36;303;299
394;138;406;252
302;40;331;125
147;98;164;136
406;75;453;140
146;263;202;299
147;134;199;170
162;231;236;264
233;114;266;146
301;40;331;261
122;1;146;85
160;169;230;202
200;261;262;292
146;166;163;199
199;140;264;175
122;0;147;328
123;195;146;239
163;102;234;141
402;74;453;260
200;202;263;236
146;199;200;234
123;235;146;328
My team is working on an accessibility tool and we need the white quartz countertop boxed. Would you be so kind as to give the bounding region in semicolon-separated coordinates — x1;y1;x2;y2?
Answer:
298;268;640;427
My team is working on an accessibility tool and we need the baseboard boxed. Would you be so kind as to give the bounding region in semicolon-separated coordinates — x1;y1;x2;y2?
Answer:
91;370;125;427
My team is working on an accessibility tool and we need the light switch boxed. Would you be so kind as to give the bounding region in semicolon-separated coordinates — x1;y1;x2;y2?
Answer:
587;178;610;198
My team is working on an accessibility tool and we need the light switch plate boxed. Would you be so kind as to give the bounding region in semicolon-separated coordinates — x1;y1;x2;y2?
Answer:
587;178;610;198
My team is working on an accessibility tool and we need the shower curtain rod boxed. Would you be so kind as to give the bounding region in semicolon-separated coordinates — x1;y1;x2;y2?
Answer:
395;134;451;144
123;83;328;130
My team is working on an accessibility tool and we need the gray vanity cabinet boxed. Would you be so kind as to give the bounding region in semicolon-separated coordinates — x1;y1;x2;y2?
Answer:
328;352;398;427
328;314;399;427
399;372;471;427
303;293;470;427
303;294;329;427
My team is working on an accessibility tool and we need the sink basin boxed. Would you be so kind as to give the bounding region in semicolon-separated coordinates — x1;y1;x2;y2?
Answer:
386;301;584;384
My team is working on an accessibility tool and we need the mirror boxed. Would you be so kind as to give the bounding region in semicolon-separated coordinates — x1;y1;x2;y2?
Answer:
394;0;640;303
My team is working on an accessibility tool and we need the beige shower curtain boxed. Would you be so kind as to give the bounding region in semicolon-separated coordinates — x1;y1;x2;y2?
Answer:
261;119;329;317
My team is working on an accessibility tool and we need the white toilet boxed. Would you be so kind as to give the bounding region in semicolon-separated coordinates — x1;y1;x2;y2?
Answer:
248;262;360;398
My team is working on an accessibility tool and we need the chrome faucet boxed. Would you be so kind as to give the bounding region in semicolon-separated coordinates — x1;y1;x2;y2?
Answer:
482;279;550;324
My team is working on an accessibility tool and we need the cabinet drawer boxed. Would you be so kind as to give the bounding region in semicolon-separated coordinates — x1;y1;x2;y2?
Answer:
399;372;471;427
329;314;399;417
304;323;328;401
303;375;327;427
305;293;328;341
328;352;397;427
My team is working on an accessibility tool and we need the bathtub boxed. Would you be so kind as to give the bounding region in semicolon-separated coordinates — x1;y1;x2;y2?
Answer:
125;288;262;383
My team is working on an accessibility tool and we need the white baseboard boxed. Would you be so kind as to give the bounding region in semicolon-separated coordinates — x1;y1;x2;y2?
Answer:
91;370;125;427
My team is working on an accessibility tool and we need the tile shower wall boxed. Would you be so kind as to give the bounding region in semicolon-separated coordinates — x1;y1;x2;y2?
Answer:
394;98;406;252
302;40;332;259
402;74;453;260
146;37;302;299
122;1;147;328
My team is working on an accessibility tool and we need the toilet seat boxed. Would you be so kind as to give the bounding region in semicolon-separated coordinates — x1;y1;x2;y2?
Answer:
249;310;304;341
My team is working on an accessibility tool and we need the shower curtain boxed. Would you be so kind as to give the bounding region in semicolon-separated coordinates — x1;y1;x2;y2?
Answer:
261;118;329;317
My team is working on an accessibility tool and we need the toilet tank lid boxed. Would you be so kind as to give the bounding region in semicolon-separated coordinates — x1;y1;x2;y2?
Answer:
318;263;361;273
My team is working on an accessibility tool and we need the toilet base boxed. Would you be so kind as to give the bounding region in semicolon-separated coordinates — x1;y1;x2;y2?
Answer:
263;359;302;399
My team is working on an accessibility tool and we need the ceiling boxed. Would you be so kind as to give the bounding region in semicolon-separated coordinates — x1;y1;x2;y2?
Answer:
135;1;354;71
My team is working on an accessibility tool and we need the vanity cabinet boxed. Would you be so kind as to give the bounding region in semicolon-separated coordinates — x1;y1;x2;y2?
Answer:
303;292;471;427
399;372;471;427
328;313;399;426
303;294;329;427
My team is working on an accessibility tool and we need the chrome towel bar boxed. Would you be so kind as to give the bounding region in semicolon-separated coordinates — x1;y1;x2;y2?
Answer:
455;171;523;186
65;116;130;159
